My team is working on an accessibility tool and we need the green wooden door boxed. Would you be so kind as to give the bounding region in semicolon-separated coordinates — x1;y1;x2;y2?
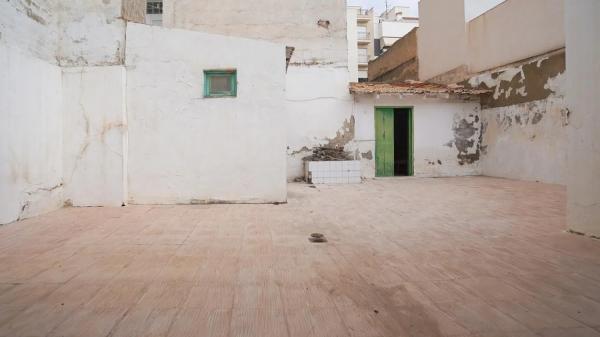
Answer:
375;108;394;177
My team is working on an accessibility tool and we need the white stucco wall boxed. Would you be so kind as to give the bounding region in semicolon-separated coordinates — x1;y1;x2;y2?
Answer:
467;0;564;74
347;7;359;82
285;67;354;180
62;66;127;206
125;23;287;204
162;0;351;181
566;1;600;236
418;0;468;81
480;96;567;185
352;95;482;178
0;44;63;224
464;0;505;22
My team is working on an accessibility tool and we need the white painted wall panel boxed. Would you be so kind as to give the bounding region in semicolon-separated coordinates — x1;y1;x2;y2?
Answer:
125;24;287;203
62;66;126;206
0;45;63;224
566;0;600;236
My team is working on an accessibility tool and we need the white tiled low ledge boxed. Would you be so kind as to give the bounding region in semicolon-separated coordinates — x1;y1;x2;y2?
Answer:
305;160;361;184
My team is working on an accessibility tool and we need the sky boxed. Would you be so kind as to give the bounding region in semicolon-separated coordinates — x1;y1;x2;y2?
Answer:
347;0;420;16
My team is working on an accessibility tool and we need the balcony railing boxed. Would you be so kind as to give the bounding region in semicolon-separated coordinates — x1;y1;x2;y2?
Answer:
357;31;370;40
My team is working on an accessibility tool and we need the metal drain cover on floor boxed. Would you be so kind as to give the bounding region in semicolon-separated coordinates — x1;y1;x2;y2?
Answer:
309;233;327;243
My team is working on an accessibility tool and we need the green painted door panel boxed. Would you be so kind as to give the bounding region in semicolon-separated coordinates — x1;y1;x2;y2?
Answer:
375;108;394;177
408;109;414;176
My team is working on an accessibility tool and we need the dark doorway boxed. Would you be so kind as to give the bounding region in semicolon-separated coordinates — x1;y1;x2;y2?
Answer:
394;108;411;176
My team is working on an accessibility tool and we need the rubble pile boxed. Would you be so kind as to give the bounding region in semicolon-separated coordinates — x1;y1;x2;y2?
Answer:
303;146;352;161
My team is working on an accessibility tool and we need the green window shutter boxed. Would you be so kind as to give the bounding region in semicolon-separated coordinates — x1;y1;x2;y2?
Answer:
204;70;237;98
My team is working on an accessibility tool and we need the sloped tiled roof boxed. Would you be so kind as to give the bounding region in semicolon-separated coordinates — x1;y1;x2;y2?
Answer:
349;81;490;95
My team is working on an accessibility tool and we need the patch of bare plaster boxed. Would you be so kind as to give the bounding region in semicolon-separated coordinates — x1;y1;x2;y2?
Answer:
25;7;47;25
11;0;50;25
464;51;565;109
288;59;335;67
452;115;482;165
326;115;355;148
361;150;373;160
289;146;311;156
492;98;568;132
531;112;544;125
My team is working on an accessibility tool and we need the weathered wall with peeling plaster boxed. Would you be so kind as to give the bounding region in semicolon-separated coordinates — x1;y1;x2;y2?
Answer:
126;23;287;203
62;66;127;207
163;0;347;66
466;52;568;184
351;95;482;178
1;0;130;223
0;1;64;224
0;45;64;224
0;0;58;63
55;0;126;67
566;1;600;237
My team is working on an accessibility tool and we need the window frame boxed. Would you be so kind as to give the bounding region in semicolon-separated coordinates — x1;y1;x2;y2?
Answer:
203;69;237;98
146;0;163;15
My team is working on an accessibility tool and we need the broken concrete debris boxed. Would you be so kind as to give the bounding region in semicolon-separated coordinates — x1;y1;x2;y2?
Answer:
303;146;352;162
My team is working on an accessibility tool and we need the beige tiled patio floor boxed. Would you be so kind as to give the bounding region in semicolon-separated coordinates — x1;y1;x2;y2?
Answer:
1;177;600;337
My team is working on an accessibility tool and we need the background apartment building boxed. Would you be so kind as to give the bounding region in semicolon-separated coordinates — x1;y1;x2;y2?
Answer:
377;6;419;55
347;6;375;82
347;5;419;82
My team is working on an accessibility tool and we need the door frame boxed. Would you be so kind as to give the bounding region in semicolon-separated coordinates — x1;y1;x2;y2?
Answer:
374;106;414;177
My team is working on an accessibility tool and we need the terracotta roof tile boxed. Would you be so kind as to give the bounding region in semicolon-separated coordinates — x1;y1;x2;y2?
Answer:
349;81;490;95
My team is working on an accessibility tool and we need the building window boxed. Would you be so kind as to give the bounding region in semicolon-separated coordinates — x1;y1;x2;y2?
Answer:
146;1;163;14
204;70;237;98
